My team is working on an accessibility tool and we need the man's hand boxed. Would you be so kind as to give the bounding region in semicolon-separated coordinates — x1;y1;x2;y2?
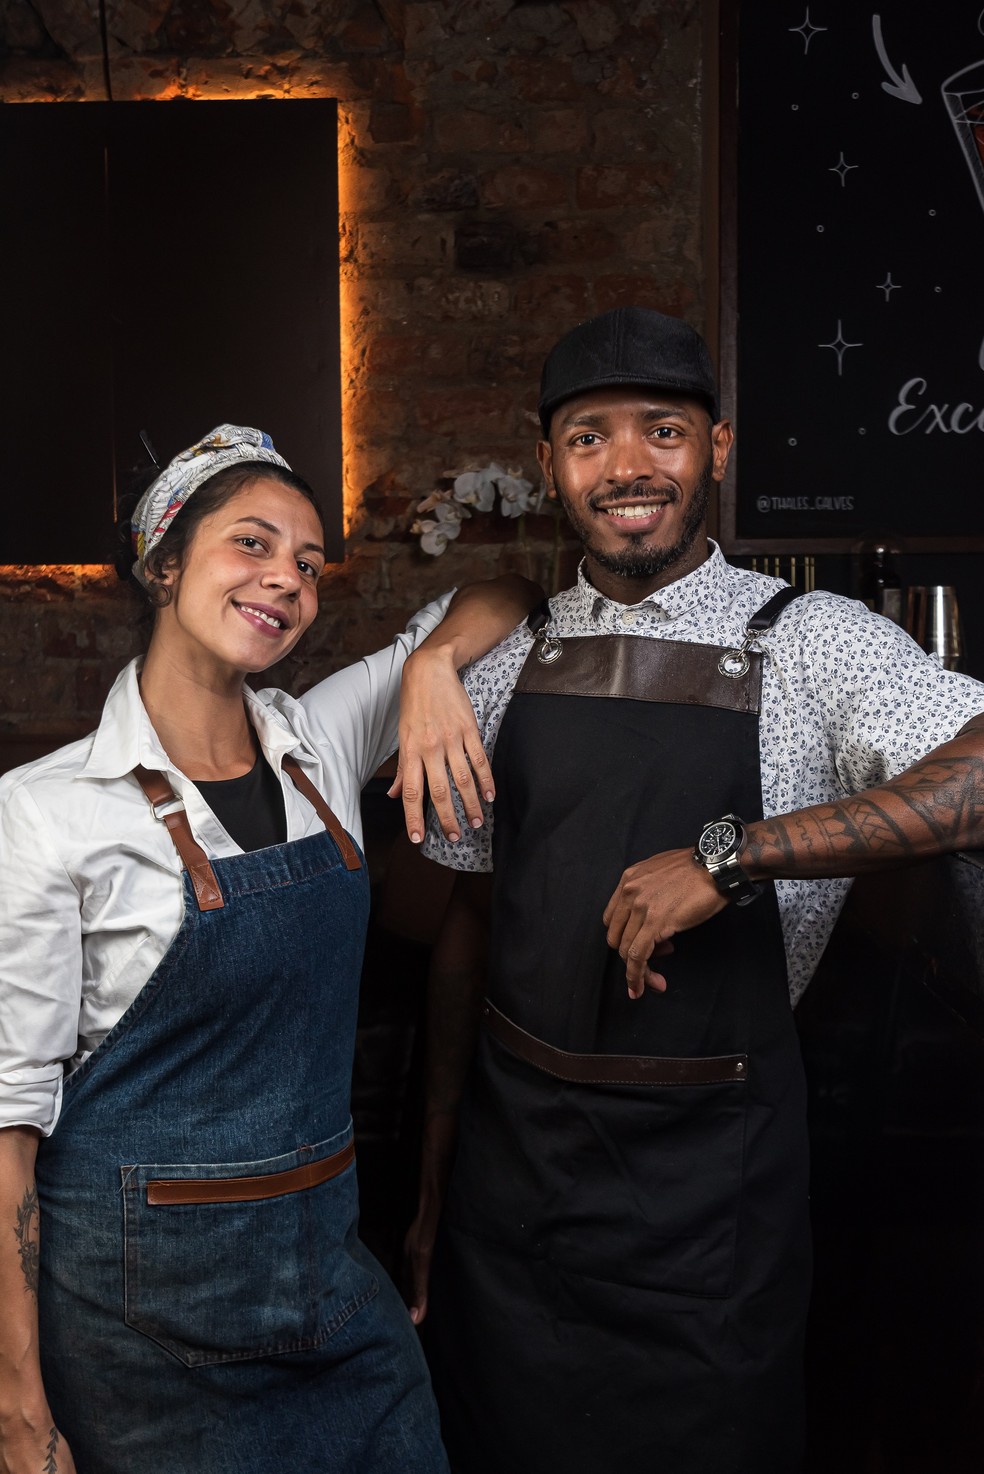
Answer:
389;645;493;844
603;848;727;998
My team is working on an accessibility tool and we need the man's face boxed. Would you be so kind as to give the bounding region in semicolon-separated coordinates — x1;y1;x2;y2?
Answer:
537;387;734;601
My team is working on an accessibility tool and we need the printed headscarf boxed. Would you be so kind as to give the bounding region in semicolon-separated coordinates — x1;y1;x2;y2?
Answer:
130;424;290;587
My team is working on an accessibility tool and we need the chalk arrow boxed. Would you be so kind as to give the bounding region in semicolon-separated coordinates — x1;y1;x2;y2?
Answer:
873;14;922;103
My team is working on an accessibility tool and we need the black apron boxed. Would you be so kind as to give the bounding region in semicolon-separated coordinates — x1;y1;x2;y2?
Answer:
426;595;811;1474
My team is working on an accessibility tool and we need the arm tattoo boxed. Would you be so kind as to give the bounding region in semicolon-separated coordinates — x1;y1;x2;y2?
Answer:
44;1427;59;1473
748;749;984;877
14;1184;40;1299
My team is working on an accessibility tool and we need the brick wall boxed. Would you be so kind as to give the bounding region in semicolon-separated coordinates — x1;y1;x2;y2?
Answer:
0;0;709;740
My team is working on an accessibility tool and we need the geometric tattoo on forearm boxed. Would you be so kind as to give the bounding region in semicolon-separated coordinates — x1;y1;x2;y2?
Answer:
14;1184;40;1299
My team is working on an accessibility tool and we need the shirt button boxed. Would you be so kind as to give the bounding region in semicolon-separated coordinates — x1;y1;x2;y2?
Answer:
620;610;638;626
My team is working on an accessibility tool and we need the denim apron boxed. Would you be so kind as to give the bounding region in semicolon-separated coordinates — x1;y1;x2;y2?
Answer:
35;757;448;1474
426;594;811;1474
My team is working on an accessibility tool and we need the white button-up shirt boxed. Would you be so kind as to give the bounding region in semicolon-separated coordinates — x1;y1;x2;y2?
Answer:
0;594;451;1135
422;546;984;1005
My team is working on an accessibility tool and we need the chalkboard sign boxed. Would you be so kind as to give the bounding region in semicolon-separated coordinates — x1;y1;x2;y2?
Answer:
719;3;984;551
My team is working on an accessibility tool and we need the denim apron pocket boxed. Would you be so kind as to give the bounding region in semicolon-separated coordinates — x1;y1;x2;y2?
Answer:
122;1124;378;1367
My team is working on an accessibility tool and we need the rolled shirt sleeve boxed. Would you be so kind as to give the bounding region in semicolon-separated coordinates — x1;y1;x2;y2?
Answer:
0;780;83;1133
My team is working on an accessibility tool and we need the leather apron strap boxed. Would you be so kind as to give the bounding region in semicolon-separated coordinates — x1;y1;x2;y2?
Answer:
133;754;361;913
280;755;362;872
133;765;225;912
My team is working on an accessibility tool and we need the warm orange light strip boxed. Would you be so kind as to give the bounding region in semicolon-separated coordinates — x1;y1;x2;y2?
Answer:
0;565;113;583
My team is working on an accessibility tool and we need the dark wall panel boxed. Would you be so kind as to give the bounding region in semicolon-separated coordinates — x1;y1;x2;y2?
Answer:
0;100;342;565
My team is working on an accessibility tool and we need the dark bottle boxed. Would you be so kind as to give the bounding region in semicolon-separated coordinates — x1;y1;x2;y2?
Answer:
857;540;903;624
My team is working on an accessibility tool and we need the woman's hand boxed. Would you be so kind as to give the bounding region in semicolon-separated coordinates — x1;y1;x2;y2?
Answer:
0;1416;77;1474
390;645;493;844
391;574;542;843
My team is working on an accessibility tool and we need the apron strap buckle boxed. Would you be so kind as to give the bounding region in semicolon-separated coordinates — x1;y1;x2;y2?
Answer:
132;766;226;912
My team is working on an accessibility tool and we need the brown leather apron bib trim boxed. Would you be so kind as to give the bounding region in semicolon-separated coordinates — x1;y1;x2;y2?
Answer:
514;633;764;714
483;999;748;1086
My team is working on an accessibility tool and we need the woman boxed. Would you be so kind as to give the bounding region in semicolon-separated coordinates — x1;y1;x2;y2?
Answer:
0;425;536;1474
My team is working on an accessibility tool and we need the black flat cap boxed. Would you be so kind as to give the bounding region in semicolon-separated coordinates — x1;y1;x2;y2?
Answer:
537;306;720;434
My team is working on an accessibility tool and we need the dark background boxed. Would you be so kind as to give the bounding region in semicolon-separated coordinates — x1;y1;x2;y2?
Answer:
1;100;343;564
733;2;984;546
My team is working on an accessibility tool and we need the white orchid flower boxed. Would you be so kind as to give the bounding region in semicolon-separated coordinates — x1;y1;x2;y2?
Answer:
495;470;536;519
417;499;468;555
452;467;497;512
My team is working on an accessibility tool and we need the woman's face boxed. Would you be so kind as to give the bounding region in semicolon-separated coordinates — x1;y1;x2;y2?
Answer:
154;477;326;679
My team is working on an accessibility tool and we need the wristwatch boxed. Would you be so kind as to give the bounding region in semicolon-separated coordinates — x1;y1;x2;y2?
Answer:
694;813;762;906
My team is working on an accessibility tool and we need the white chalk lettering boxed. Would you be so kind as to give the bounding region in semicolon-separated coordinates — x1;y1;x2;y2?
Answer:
889;377;984;434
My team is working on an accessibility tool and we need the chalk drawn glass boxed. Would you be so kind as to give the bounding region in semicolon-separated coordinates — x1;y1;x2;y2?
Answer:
943;59;984;217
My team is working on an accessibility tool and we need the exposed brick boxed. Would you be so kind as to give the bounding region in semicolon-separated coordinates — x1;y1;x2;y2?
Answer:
434;107;528;155
524;218;618;265
591;109;693;167
2;0;48;50
568;0;624;53
0;663;77;717
454;219;516;273
505;56;581;103
403;2;448;56
347;388;410;441
0;59;85;100
408;170;480;212
342;164;393;214
513;274;590;322
465;334;547;385
358;220;451;268
412;276;510;321
414;387;516;438
480;164;568;210
75;662;122;719
338;3;393;53
366;333;470;379
369;100;417;144
576;163;675;210
529;108;589;156
594;275;697;317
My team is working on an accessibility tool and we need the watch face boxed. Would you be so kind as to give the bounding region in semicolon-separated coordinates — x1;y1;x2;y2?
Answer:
698;821;739;861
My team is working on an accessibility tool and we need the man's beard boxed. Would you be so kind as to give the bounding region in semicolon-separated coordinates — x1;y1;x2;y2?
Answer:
555;458;712;582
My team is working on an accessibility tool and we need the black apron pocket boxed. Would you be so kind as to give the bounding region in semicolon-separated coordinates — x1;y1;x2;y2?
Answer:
122;1124;379;1366
450;1041;747;1299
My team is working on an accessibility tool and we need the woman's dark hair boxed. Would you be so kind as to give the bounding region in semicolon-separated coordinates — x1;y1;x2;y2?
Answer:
114;461;323;608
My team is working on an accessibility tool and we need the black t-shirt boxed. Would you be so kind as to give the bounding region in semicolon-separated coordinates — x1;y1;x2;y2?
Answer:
195;755;287;853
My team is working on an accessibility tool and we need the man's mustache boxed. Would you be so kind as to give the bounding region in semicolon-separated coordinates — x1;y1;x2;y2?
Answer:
588;480;679;510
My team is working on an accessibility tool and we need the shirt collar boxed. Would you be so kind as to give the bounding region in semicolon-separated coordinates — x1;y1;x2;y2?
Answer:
81;658;302;781
570;540;734;625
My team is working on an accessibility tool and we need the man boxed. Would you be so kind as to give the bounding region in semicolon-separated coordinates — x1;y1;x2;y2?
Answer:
403;307;984;1473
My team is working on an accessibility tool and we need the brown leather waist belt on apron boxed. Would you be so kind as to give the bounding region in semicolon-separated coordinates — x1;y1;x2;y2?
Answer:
482;999;748;1087
145;1140;356;1205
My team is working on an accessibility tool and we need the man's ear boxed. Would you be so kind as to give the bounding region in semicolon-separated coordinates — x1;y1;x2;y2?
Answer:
536;438;557;499
709;419;735;483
